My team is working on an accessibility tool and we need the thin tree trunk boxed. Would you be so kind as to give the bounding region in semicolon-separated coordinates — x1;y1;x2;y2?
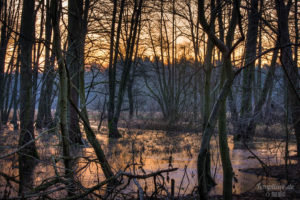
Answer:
50;0;73;196
203;39;214;131
127;17;141;120
108;0;125;138
256;21;262;102
32;2;45;127
11;55;20;130
0;0;9;127
18;0;39;194
110;0;143;137
66;0;84;144
127;78;134;119
197;1;243;199
36;0;54;129
197;76;236;200
202;24;217;194
245;45;279;135
240;0;259;141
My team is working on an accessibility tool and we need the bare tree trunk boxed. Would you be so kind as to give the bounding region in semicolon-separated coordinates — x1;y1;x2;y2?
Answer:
50;0;73;196
66;0;84;144
275;0;300;157
197;76;236;200
36;0;54;129
108;0;124;138
203;38;214;131
127;16;141;120
110;0;143;137
219;59;234;200
0;0;9;127
127;74;134;119
245;45;279;136
11;54;20;130
197;1;244;199
240;0;259;141
63;0;115;180
201;7;216;192
32;2;45;127
256;1;263;103
18;0;38;194
2;33;19;124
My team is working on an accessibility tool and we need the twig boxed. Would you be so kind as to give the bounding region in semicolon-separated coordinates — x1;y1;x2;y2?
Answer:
243;141;269;175
133;178;144;200
0;128;56;159
63;168;178;200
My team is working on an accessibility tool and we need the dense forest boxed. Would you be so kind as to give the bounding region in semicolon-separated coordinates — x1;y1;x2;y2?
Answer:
0;0;299;199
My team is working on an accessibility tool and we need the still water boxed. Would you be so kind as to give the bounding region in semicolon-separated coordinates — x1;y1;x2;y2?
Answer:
0;125;297;198
77;127;296;197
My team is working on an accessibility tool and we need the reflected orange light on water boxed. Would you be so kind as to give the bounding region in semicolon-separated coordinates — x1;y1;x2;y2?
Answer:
0;123;297;198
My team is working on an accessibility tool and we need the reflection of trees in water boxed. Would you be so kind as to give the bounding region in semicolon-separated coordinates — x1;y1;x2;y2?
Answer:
0;127;297;198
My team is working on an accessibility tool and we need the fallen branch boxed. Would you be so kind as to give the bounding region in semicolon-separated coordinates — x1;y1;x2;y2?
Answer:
64;168;178;200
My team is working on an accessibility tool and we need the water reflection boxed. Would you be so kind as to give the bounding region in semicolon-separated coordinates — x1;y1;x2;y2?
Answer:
0;125;297;198
79;128;297;196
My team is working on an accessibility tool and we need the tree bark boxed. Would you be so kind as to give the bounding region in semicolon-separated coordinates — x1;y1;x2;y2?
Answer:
109;0;143;137
127;76;134;119
275;0;300;157
203;38;214;131
197;77;235;200
32;2;45;127
127;18;141;120
66;0;84;144
11;54;20;130
36;0;54;129
18;0;39;194
108;0;124;138
245;45;279;137
240;0;259;141
50;0;73;195
197;1;243;199
0;0;9;127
